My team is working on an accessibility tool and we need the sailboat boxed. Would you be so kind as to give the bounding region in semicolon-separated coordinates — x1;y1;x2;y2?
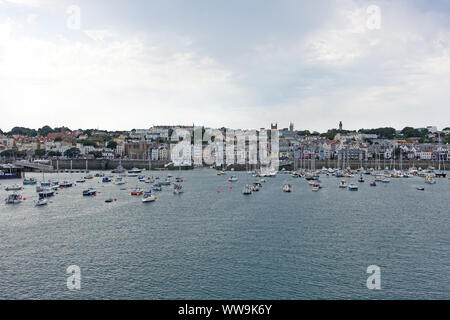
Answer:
435;133;447;178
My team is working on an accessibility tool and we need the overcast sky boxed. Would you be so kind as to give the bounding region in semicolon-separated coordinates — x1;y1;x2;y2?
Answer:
0;0;449;132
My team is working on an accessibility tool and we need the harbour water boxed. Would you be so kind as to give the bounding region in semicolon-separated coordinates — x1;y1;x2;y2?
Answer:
0;169;449;299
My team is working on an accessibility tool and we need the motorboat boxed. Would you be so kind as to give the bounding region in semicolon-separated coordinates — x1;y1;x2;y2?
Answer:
102;177;112;183
173;184;184;194
282;184;292;193
5;184;22;191
152;183;162;191
348;184;359;191
128;168;142;174
95;173;105;177
23;178;37;185
369;181;377;187
131;188;144;196
161;178;171;186
142;192;156;202
112;165;126;174
39;189;55;198
5;193;22;204
338;180;347;188
60;181;73;188
0;170;16;180
82;189;97;196
115;178;126;185
358;175;365;183
228;175;238;182
416;186;425;191
76;179;86;183
312;183;320;192
382;178;390;183
35;198;48;206
242;184;253;195
425;175;436;184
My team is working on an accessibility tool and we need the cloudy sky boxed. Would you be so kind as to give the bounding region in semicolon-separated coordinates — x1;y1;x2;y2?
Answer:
0;0;449;132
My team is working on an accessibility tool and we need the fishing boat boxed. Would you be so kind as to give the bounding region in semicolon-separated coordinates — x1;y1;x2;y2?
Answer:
242;184;253;195
173;183;184;194
131;188;144;196
35;198;48;206
23;178;37;185
228;175;238;182
348;183;359;191
338;180;348;188
5;193;22;204
82;189;97;196
5;184;22;191
282;184;292;193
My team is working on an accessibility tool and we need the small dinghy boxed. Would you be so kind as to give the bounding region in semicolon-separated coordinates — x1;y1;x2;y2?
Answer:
35;198;48;206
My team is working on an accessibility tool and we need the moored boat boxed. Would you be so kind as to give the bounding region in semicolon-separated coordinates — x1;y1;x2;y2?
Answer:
5;193;22;204
82;189;97;196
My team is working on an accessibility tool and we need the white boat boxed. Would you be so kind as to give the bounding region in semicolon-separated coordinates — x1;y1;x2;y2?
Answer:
312;183;320;192
382;178;390;183
82;189;97;196
348;184;359;191
5;193;22;204
416;186;425;191
338;180;348;188
228;175;238;182
425;175;436;184
5;184;22;191
128;167;142;174
142;193;156;202
173;183;183;194
35;198;48;206
282;184;292;193
242;184;253;195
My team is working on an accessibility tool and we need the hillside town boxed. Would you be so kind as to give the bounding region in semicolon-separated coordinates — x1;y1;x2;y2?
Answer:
0;123;449;165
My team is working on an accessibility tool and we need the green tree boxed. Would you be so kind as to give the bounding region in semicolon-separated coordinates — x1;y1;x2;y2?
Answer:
34;149;46;157
38;125;55;137
64;147;80;158
107;141;117;149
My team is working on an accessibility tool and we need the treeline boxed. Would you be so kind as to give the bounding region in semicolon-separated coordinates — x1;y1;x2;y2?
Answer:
4;126;71;137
